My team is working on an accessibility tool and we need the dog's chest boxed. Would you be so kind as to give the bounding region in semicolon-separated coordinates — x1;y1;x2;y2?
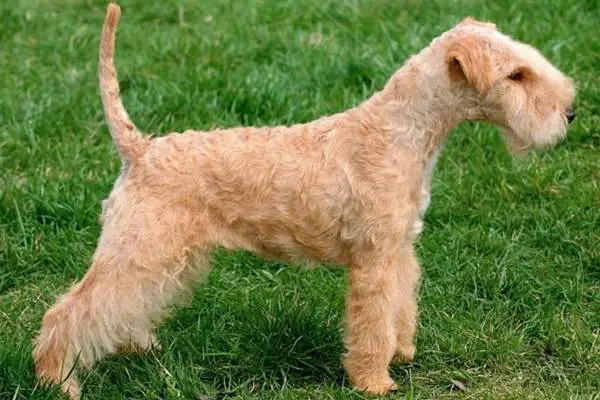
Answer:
411;150;439;238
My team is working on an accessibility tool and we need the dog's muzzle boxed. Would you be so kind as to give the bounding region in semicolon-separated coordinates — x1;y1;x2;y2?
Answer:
566;108;576;124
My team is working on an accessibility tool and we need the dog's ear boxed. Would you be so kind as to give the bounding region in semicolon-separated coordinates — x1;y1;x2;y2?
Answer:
446;35;494;92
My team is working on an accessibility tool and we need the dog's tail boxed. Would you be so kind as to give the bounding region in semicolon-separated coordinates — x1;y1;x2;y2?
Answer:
99;3;147;161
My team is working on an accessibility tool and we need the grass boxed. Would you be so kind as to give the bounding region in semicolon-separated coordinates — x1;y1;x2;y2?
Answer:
1;0;599;398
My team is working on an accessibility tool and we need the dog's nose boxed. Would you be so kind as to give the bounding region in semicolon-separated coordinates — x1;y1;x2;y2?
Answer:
566;108;576;124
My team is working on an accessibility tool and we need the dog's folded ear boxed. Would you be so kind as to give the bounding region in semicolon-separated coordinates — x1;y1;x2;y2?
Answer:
446;35;494;93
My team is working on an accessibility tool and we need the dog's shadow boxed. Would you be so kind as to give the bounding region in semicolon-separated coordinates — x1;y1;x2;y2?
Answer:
85;252;348;398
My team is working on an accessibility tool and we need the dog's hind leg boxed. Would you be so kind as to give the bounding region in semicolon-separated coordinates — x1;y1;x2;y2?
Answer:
33;203;211;399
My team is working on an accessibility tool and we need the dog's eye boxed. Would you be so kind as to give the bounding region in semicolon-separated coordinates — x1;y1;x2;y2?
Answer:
508;71;524;81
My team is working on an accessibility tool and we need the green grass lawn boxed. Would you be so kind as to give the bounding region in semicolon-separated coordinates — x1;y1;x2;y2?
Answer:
1;0;599;398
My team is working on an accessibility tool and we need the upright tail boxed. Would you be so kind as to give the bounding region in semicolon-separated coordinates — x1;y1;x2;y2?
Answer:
99;3;147;160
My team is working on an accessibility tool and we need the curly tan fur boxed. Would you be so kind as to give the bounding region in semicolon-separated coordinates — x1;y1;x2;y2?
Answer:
33;4;576;398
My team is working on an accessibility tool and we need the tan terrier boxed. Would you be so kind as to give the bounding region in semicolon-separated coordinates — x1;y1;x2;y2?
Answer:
34;3;576;398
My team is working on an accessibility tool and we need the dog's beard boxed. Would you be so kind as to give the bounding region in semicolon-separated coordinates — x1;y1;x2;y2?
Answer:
501;127;533;154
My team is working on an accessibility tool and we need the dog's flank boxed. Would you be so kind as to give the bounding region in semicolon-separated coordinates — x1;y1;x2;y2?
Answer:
99;3;147;161
34;3;575;399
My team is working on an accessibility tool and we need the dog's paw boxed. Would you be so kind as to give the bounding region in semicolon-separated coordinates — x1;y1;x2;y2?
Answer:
394;343;415;364
61;378;81;400
355;376;398;396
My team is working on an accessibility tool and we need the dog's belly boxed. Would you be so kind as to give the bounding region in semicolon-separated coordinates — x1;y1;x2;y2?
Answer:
213;209;354;265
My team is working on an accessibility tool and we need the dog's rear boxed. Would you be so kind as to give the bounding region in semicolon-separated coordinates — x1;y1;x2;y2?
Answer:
33;5;147;399
99;3;147;161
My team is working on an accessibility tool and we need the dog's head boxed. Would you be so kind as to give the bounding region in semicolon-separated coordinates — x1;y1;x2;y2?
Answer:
444;18;576;153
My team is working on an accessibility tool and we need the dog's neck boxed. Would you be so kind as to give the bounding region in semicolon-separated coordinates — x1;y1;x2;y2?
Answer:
358;52;477;162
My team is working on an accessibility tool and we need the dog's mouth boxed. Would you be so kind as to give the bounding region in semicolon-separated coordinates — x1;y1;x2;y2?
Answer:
501;123;568;154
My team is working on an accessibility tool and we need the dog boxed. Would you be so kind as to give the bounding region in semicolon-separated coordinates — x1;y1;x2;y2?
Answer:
33;4;576;398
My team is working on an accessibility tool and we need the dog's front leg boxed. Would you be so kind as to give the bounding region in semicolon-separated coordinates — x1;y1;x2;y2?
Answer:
343;255;399;395
394;244;421;363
